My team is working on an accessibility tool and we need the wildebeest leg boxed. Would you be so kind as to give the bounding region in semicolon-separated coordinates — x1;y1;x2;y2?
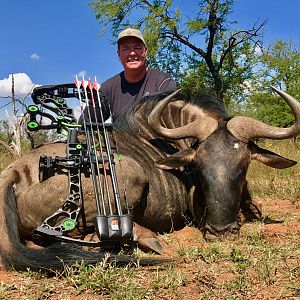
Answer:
240;181;262;221
112;158;165;253
78;222;164;254
133;222;164;254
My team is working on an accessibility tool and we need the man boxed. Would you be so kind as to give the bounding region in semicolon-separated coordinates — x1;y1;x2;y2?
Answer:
82;28;176;123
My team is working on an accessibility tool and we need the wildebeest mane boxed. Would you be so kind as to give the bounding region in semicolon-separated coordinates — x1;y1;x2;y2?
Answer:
114;90;229;133
190;92;229;118
112;90;231;171
113;90;174;132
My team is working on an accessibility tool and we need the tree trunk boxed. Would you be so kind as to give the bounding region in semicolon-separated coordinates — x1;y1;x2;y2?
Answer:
11;73;22;156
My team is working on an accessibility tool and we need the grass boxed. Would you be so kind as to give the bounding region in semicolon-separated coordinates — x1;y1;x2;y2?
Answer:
0;151;13;172
0;282;18;300
247;139;300;205
175;235;300;299
62;261;150;300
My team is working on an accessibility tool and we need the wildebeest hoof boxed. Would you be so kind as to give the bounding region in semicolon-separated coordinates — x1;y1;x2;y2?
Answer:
204;231;220;242
138;237;164;254
133;222;164;254
241;200;262;222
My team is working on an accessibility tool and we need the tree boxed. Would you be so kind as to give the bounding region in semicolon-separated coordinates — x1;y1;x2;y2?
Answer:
246;40;300;127
0;73;51;156
0;74;28;157
180;40;259;108
261;40;300;98
89;0;266;104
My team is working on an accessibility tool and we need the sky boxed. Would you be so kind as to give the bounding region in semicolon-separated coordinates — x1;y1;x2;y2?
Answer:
0;0;299;101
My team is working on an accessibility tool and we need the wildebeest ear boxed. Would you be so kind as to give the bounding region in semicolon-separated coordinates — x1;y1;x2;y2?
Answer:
155;148;197;170
249;142;297;169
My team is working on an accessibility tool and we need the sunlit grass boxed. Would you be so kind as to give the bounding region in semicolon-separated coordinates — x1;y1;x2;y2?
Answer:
0;151;13;172
247;139;300;205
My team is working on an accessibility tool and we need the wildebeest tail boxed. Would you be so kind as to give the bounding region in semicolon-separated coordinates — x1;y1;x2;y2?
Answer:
0;184;170;271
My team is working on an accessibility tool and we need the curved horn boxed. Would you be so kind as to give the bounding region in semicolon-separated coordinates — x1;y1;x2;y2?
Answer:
148;89;218;141
227;86;300;142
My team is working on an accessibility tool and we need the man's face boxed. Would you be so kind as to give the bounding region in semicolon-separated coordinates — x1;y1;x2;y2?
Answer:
118;37;147;71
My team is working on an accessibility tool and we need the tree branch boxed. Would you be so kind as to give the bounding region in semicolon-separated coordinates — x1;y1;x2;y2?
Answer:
140;0;208;58
217;20;267;72
164;29;207;58
206;0;219;58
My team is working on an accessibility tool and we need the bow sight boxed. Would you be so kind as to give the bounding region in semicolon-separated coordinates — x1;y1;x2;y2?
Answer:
27;78;133;249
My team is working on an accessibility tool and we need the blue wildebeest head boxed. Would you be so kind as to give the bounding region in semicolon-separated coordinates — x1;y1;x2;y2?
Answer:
147;87;300;240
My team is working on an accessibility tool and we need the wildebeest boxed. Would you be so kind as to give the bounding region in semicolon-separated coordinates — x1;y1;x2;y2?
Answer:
0;87;299;270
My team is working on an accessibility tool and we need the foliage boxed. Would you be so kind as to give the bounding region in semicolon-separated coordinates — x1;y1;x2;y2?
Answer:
26;129;60;149
261;40;300;96
180;41;259;108
245;40;300;126
245;92;296;127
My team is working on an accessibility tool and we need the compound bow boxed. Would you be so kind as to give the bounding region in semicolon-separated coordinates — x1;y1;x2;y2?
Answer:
27;79;133;249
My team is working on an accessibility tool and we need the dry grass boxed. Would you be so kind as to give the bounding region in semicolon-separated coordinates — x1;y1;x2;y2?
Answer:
247;139;300;205
0;151;13;172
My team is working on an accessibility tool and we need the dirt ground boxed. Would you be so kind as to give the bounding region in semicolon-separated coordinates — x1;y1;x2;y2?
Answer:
0;197;299;300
